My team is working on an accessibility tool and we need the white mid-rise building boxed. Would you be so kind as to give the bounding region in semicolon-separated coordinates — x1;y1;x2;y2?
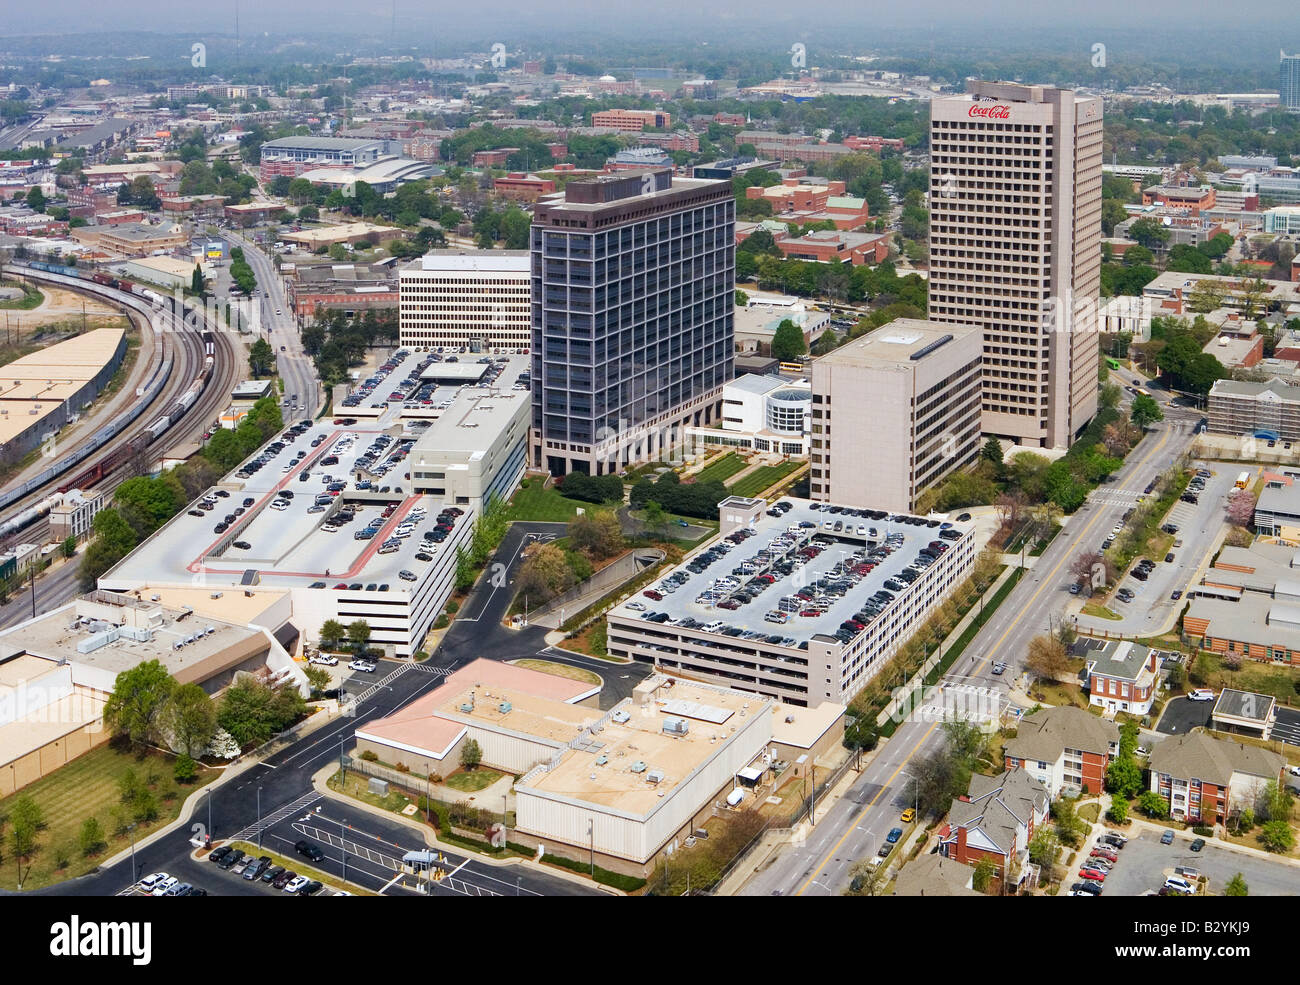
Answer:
810;320;983;513
399;251;531;351
929;80;1103;450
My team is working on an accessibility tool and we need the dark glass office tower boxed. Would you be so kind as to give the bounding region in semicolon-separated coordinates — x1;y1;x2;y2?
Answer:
530;168;735;476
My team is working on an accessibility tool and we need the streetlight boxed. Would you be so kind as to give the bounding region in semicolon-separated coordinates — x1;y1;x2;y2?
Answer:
128;822;138;886
257;786;263;850
341;817;348;885
587;818;594;877
206;787;213;845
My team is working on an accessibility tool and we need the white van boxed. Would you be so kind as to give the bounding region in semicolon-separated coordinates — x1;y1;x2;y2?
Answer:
1164;875;1193;894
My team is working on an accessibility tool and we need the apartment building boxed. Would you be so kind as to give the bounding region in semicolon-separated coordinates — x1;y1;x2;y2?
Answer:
1208;378;1300;441
399;251;531;351
809;320;983;513
1149;733;1283;825
1003;706;1120;798
940;768;1051;881
929;81;1103;449
1282;51;1300;113
530;169;734;476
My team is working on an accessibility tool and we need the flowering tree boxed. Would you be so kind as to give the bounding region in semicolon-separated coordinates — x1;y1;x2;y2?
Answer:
1225;488;1257;528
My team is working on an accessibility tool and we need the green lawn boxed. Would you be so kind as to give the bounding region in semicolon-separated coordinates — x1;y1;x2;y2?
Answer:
728;461;803;498
1082;602;1122;621
0;742;217;891
693;452;749;485
505;480;617;522
444;768;506;793
0;281;43;310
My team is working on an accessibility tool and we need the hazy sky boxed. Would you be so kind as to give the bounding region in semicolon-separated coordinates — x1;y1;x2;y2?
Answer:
6;0;1300;41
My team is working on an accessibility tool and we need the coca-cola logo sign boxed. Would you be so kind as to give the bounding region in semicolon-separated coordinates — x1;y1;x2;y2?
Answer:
967;104;1011;119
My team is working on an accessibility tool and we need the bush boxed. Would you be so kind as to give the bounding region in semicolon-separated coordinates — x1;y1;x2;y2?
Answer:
359;750;379;762
173;754;198;784
395;762;410;773
531;848;647;891
1192;824;1214;837
433;614;449;630
446;600;459;615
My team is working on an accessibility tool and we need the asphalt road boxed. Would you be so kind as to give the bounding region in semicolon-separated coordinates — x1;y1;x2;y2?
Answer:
1155;695;1215;736
742;409;1199;896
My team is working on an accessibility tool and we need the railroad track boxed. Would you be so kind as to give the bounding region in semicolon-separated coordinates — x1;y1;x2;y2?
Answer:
0;268;241;551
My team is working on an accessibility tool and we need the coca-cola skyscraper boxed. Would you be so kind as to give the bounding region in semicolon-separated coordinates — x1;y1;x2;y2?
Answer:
929;80;1103;450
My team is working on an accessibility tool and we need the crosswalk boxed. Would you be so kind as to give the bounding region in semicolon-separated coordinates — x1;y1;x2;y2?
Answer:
408;662;453;677
231;790;321;843
350;662;414;705
916;683;1005;723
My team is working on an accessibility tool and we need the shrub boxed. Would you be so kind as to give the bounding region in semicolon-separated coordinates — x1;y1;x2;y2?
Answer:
433;614;449;630
359;749;379;762
395;762;410;773
1192;824;1214;837
173;754;198;784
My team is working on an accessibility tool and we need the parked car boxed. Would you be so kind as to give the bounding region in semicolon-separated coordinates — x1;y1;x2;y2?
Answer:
283;875;310;894
297;880;323;896
1188;688;1216;702
1161;829;1175;845
1190;838;1206;852
309;653;339;666
886;827;903;844
138;871;168;892
295;839;325;862
349;658;377;673
151;876;179;896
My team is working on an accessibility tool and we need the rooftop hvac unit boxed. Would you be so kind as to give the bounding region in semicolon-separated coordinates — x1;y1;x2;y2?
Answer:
459;702;474;713
611;709;630;724
629;760;647;774
662;716;689;736
595;754;608;766
498;701;512;714
647;769;665;785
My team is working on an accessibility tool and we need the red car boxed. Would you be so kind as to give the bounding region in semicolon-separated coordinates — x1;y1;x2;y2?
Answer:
800;609;821;617
1078;867;1106;882
1090;848;1118;863
643;590;663;601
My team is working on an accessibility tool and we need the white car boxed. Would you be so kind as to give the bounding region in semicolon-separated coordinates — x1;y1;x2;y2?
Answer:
283;875;309;894
138;871;168;892
151;876;179;897
1188;688;1216;702
309;654;339;666
1288;765;1300;778
349;659;377;673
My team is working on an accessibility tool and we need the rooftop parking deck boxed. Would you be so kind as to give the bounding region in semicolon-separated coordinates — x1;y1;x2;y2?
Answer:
612;500;973;644
105;416;475;590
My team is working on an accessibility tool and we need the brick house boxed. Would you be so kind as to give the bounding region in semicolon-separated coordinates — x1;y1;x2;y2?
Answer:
939;768;1050;881
1148;732;1284;825
1084;639;1159;716
1004;706;1120;798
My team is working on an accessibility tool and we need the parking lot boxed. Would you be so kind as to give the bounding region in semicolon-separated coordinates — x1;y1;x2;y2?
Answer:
1154;694;1214;736
1077;464;1235;637
1093;828;1300;897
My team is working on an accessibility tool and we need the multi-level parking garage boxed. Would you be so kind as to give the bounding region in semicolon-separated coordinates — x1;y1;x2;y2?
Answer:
606;496;976;707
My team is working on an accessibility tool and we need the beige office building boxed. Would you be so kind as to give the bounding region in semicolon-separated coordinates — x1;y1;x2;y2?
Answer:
399;251;531;351
809;320;983;512
929;81;1103;449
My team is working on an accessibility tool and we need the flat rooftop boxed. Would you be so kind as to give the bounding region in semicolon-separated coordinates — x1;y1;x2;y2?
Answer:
409;250;530;273
815;319;980;369
610;499;974;644
101;417;477;591
0;328;125;380
525;678;771;814
0;594;268;680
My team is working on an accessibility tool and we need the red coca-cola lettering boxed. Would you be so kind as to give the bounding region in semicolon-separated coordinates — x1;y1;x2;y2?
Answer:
967;104;1011;119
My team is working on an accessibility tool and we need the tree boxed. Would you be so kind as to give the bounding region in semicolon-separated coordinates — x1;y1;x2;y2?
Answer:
160;682;217;758
248;337;276;378
1187;279;1226;314
191;264;206;298
78;816;105;857
515;543;576;605
770;318;807;363
319;619;346;650
981;436;1004;471
1137;791;1170;819
103;660;176;747
347;620;372;652
1259;819;1295;853
1025;634;1072;683
217;676;307;748
1027;826;1060;867
1098;382;1122;412
173;754;198;784
1166;661;1187;692
1224;872;1249;896
1128;217;1171;250
24;185;45;213
460;737;482;770
843;857;888;896
1225;488;1256;527
9;794;43;879
641;499;668;539
568;510;625;560
1130;394;1164;430
971;857;997;893
1105;755;1144;800
1107;796;1130;825
61;536;75;559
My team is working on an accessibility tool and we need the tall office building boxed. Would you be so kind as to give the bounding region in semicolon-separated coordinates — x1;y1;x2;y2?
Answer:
929;80;1103;449
1282;51;1300;113
399;251;531;351
530;168;735;475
